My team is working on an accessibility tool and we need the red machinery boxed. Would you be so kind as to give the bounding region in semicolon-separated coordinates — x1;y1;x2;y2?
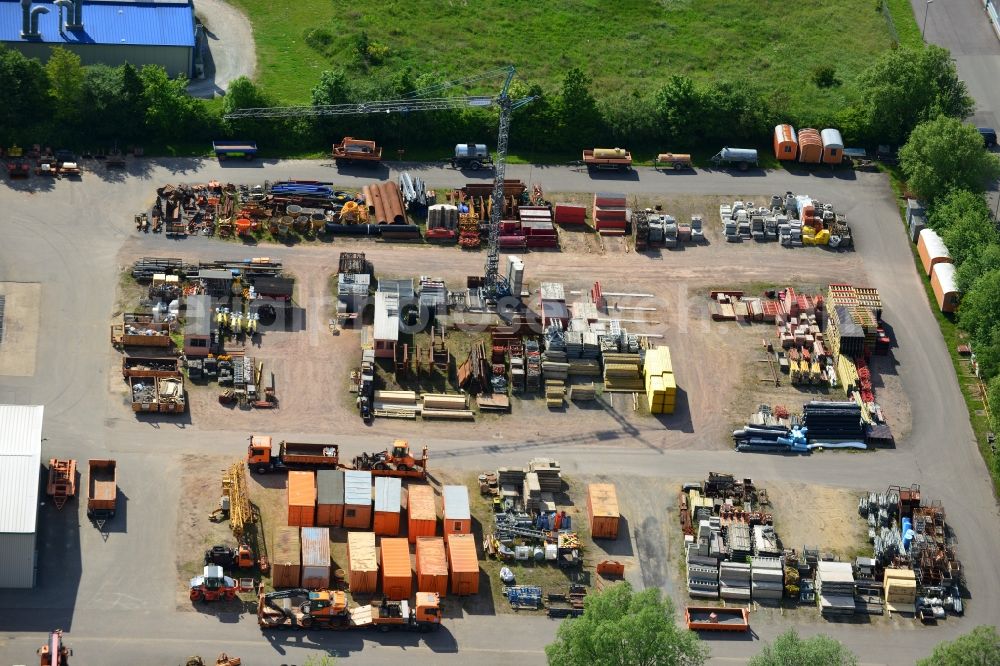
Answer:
38;629;71;665
189;565;241;602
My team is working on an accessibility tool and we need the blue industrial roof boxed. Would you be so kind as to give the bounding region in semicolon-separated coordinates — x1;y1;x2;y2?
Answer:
0;1;195;48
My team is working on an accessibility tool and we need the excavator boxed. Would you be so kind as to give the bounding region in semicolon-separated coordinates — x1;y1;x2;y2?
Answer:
38;630;71;666
189;565;241;602
183;656;241;666
352;440;429;477
258;589;441;632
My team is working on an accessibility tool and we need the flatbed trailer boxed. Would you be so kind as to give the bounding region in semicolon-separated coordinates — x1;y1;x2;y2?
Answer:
213;141;258;160
248;435;428;478
582;148;632;172
87;459;117;527
685;606;750;632
333;138;383;166
257;589;441;632
47;459;77;510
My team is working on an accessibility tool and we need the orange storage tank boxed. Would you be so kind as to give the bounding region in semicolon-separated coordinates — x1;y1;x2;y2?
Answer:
288;470;316;527
347;531;378;594
442;485;471;542
373;477;402;536
797;128;823;164
773;124;798;161
406;484;438;543
271;526;300;589
447;533;479;596
415;536;448;597
380;537;413;600
587;483;620;539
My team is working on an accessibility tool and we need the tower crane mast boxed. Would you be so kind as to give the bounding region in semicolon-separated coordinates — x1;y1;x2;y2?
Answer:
225;66;536;302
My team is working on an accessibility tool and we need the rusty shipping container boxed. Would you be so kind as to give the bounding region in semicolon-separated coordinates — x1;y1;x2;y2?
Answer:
347;531;378;594
300;527;332;589
343;470;373;529
442;485;471;542
380;537;413;600
272;526;301;589
373;476;402;536
406;484;438;543
287;470;317;527
587;483;620;539
447;533;479;596
415;536;448;597
316;469;345;527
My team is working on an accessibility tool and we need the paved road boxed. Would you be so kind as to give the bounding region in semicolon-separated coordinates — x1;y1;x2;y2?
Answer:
0;159;998;665
188;0;257;98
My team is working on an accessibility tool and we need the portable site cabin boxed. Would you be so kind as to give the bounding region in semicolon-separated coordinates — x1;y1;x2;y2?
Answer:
931;262;960;313
821;128;844;164
347;531;378;593
406;484;438;543
773;124;798;161
442;485;471;542
416;536;448;596
797;129;823;164
373;477;402;536
300;527;332;589
287;471;316;527
373;291;400;359
316;469;345;527
182;294;213;357
272;526;301;588
587;483;621;539
906;199;927;243
446;533;479;596
917;229;952;276
380;537;413;600
343;470;373;529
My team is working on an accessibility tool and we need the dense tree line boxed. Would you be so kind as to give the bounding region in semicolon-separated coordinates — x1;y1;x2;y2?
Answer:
0;44;972;156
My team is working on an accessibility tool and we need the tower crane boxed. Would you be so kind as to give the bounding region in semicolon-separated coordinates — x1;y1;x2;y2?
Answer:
225;66;536;302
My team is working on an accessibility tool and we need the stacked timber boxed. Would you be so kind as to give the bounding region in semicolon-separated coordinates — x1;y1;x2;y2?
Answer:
603;353;643;392
528;459;562;492
545;380;566;408
524;473;541;511
643;346;676;415
421;393;474;420
570;383;597;401
374;390;418;418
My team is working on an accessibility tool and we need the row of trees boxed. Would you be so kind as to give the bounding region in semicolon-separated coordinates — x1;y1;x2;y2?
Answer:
0;43;972;155
545;582;999;665
899;116;1000;478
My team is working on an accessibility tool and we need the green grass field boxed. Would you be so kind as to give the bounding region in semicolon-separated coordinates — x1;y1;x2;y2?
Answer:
229;0;921;118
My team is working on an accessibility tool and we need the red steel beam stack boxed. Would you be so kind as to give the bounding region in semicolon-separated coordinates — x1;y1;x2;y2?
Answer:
521;206;558;248
593;192;627;236
554;203;587;226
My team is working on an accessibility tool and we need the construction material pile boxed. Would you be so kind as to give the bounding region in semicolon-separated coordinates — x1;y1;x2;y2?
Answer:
593;192;628;236
733;400;867;453
719;192;853;247
643;345;676;414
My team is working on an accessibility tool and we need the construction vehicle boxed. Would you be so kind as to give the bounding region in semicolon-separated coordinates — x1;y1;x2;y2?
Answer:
258;589;441;632
46;459;77;510
189;565;241;602
225;65;536;303
38;629;71;666
332;137;383;167
653;152;693;171
5;145;31;178
352;439;429;477
582;148;633;172
86;459;117;529
358;349;375;423
248;435;428;478
212;140;258;160
450;143;494;170
684;606;750;632
204;544;256;570
183;656;241;666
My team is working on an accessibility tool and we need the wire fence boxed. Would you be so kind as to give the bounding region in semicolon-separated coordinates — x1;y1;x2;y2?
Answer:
880;0;899;46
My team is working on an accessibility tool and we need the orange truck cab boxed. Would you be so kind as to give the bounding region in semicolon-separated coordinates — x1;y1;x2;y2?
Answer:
248;434;342;474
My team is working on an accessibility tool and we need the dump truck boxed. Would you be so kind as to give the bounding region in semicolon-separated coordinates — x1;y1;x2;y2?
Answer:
333;137;382;167
47;459;77;510
257;589;441;632
684;606;750;632
450;143;494;170
87;459;117;527
213;140;258;160
37;629;71;666
582;148;632;172
653;152;693;171
248;435;428;478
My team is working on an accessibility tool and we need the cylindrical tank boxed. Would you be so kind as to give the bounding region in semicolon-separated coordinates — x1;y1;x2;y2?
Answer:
593;148;628;159
455;144;488;158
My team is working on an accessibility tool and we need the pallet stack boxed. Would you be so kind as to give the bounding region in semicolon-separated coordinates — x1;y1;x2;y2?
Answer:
603;353;643;391
593;192;628;236
545;379;566;408
643;345;676;414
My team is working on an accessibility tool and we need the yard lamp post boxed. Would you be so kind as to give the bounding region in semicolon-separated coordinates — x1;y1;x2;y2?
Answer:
922;0;934;40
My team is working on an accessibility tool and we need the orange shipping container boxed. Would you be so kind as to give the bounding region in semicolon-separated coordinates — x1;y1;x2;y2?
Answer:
587;483;621;539
447;533;479;596
373;477;402;536
442;485;471;542
416;536;448;597
316;469;345;527
406;484;438;543
288;470;317;527
300;527;332;589
380;537;413;600
343;470;373;529
797;128;823;164
271;526;301;589
347;531;378;594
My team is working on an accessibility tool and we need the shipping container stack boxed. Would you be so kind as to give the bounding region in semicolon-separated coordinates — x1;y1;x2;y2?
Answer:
593;192;628;236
